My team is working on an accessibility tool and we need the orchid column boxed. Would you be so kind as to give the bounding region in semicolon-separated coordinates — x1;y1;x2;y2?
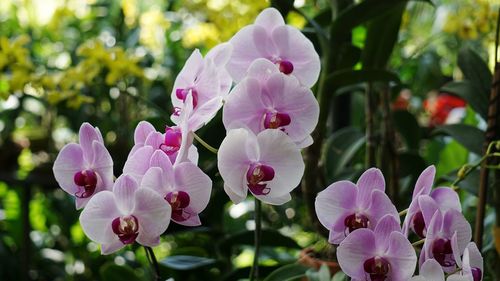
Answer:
218;8;320;281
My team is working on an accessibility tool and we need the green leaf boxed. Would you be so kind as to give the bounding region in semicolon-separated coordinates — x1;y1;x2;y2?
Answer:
330;0;432;37
393;110;421;150
326;69;400;92
432;124;485;155
218;229;300;252
332;271;347;281
263;264;309;281
99;263;144;281
361;2;405;68
441;81;488;120
324;127;365;181
457;47;492;99
160;255;216;271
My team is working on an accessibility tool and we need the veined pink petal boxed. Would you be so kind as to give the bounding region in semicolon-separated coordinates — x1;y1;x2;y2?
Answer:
134;121;156;146
79;122;104;163
315;181;358;235
223;77;266;133
418;195;439;228
133;188;171;245
462;242;483;279
356;168;385;208
113;175;139;214
173;162;212;213
431;187;462;212
271;25;320;87
373;214;401;247
123;146;155;182
171;49;204;96
246;58;280;82
337;229;377;279
442;210;472;254
256;129;304;198
141;167;169;196
418;259;445;281
223;184;247;204
79;191;121;244
101;240;125;255
218;128;258;202
412;165;436;198
254;8;285;30
91;141;114;189
149;150;174;180
365;190;399;227
206;42;233;69
53;143;85;196
384;232;417;280
144;131;164;150
256;192;291;205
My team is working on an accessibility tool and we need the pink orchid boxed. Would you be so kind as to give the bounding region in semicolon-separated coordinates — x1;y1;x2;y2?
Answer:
223;59;319;148
402;166;462;238
79;174;171;254
53;123;114;209
217;128;304;205
227;7;320;87
460;242;483;281
315;168;399;244
420;209;472;273
170;43;233;131
337;215;417;281
141;150;212;226
124;106;199;184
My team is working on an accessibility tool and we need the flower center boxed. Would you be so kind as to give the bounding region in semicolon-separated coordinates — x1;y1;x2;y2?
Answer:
410;211;426;238
73;170;98;198
159;126;182;155
275;59;294;75
344;213;370;234
175;88;198;108
471;267;482;281
112;215;139;244
246;163;275;195
363;256;390;281
165;191;191;222
432;238;456;267
263;111;291;130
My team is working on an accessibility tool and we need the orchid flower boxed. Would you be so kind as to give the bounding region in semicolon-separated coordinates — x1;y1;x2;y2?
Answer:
217;128;304;205
337;215;417;281
124;95;199;183
170;43;233;131
79;174;171;254
315;168;399;244
420;209;472;273
141;150;212;226
410;259;470;281
223;59;319;148
402;165;461;238
53;123;114;209
227;8;320;87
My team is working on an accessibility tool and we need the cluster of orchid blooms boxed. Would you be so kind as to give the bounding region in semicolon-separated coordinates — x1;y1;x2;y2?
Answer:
316;166;483;281
51;7;482;281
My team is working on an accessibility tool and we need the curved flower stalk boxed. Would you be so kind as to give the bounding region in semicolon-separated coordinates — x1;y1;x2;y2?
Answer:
141;150;212;226
223;59;319;148
53;122;114;209
217;128;304;205
402;165;462;238
227;7;321;87
170;43;233;131
420;209;472;273
315;168;399;244
79;174;171;254
337;215;417;281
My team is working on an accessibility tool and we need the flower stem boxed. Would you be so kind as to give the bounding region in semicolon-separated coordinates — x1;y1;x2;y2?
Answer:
411;239;425;247
193;132;218;154
249;198;262;281
144;246;161;281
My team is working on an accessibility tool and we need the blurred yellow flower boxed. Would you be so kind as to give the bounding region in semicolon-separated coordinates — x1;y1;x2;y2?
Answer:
139;9;171;53
182;23;220;48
